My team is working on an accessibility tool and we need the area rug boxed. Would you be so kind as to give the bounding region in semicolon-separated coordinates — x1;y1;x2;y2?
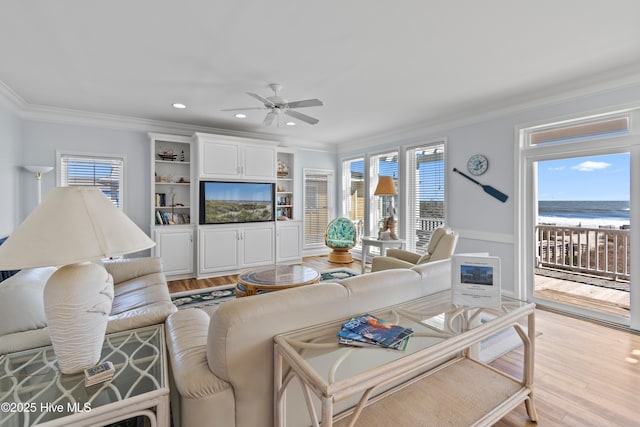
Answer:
171;268;359;312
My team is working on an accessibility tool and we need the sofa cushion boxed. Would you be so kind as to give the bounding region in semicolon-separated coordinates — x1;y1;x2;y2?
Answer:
207;283;351;427
0;267;56;336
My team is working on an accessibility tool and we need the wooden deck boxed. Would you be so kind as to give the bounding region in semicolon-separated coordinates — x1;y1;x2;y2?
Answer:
534;272;630;317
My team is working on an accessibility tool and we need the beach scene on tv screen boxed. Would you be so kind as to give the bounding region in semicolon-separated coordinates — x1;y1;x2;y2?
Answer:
203;182;273;223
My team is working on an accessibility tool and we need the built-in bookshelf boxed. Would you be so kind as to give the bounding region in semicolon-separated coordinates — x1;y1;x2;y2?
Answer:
152;136;192;226
276;150;294;220
149;133;195;278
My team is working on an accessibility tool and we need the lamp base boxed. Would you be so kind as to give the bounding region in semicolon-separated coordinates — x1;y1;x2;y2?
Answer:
43;262;114;374
379;218;398;240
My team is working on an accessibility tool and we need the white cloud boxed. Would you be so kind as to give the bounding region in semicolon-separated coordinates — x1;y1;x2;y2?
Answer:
571;161;611;172
547;166;565;171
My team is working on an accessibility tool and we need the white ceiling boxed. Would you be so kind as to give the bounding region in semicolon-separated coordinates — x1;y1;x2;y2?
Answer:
2;1;640;147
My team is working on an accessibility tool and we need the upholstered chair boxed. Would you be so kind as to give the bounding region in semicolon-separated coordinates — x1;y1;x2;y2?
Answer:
371;227;458;272
324;217;358;263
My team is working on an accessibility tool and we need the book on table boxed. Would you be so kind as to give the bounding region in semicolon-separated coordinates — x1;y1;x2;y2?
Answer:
338;313;413;350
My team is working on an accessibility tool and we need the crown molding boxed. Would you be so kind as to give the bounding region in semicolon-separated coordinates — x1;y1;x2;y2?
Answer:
0;80;27;111
339;63;640;153
0;80;335;152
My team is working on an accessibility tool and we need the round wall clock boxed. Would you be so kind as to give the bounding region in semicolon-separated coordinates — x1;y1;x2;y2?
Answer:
467;154;488;176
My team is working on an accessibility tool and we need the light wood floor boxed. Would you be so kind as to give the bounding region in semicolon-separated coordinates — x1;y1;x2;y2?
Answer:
168;256;640;426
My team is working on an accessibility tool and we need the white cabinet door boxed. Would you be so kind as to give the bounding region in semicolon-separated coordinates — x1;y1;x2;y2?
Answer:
243;145;276;179
200;141;241;178
277;221;302;263
154;227;194;276
242;225;275;266
199;228;240;274
199;139;275;180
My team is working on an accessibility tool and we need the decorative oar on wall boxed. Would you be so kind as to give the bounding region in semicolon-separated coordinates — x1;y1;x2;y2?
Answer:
452;168;508;203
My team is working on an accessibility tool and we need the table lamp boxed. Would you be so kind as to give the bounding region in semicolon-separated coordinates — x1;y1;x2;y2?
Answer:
0;186;155;374
374;176;398;239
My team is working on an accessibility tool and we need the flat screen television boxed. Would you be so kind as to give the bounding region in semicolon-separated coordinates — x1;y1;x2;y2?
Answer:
199;181;275;224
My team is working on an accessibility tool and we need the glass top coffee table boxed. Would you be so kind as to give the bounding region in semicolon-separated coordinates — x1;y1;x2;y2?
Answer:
236;265;320;297
274;290;537;427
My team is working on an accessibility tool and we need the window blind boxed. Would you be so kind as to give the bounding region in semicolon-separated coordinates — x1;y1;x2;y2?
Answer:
407;143;445;253
371;151;398;234
530;116;629;145
60;154;124;208
304;172;329;246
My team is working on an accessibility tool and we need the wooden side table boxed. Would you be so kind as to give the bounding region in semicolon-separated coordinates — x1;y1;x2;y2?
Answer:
360;236;406;274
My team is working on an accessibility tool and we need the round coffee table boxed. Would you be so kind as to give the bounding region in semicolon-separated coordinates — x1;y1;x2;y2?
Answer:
236;265;320;297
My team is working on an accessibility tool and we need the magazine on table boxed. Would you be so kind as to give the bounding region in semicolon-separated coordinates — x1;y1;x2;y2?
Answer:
451;254;501;309
338;313;414;350
337;327;410;350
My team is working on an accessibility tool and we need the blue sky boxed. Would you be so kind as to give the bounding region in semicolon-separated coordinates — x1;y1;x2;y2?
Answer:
205;182;272;201
537;153;630;201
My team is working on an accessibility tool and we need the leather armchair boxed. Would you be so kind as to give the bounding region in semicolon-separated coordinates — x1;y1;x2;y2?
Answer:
371;227;458;272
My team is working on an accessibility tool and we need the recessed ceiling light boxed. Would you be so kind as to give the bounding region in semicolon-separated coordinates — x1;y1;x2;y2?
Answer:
172;103;186;109
285;121;296;126
235;113;247;119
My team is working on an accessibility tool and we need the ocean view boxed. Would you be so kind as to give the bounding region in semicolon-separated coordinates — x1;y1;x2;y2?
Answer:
538;200;630;228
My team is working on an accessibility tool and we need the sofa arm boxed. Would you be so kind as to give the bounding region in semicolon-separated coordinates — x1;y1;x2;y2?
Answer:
371;256;416;272
103;257;162;284
165;309;232;398
384;249;422;264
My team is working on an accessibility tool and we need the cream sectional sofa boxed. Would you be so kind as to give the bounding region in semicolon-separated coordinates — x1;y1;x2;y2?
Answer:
165;259;452;427
0;256;177;355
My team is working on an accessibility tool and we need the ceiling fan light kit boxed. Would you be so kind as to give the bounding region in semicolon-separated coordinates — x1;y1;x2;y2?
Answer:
222;83;323;127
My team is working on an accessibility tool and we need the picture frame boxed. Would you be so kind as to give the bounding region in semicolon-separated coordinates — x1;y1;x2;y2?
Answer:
451;254;501;309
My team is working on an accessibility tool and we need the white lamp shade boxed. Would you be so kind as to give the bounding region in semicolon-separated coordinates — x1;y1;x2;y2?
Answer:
0;186;155;269
24;165;54;175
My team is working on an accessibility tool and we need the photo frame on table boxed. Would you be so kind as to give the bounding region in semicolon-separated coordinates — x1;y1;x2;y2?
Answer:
451;254;501;309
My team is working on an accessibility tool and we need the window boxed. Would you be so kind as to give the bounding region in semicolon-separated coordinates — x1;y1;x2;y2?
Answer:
527;114;629;146
58;153;125;208
342;158;365;246
370;151;398;237
303;169;333;248
406;142;445;253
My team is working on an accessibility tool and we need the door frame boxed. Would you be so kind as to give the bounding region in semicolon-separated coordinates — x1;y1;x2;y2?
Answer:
516;124;640;330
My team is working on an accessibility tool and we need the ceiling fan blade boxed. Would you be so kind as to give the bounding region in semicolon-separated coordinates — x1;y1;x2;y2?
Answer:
247;92;275;108
285;109;319;125
286;99;323;109
220;107;268;111
263;111;277;126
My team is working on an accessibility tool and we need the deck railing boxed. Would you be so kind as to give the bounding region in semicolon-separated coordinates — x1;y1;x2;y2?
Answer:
536;224;630;281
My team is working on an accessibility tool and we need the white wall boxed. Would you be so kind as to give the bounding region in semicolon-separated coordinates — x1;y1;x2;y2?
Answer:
21;120;150;233
339;83;640;295
16;122;339;240
0;104;22;236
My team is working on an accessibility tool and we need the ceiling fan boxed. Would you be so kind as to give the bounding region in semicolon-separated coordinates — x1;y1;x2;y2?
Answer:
222;83;323;126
